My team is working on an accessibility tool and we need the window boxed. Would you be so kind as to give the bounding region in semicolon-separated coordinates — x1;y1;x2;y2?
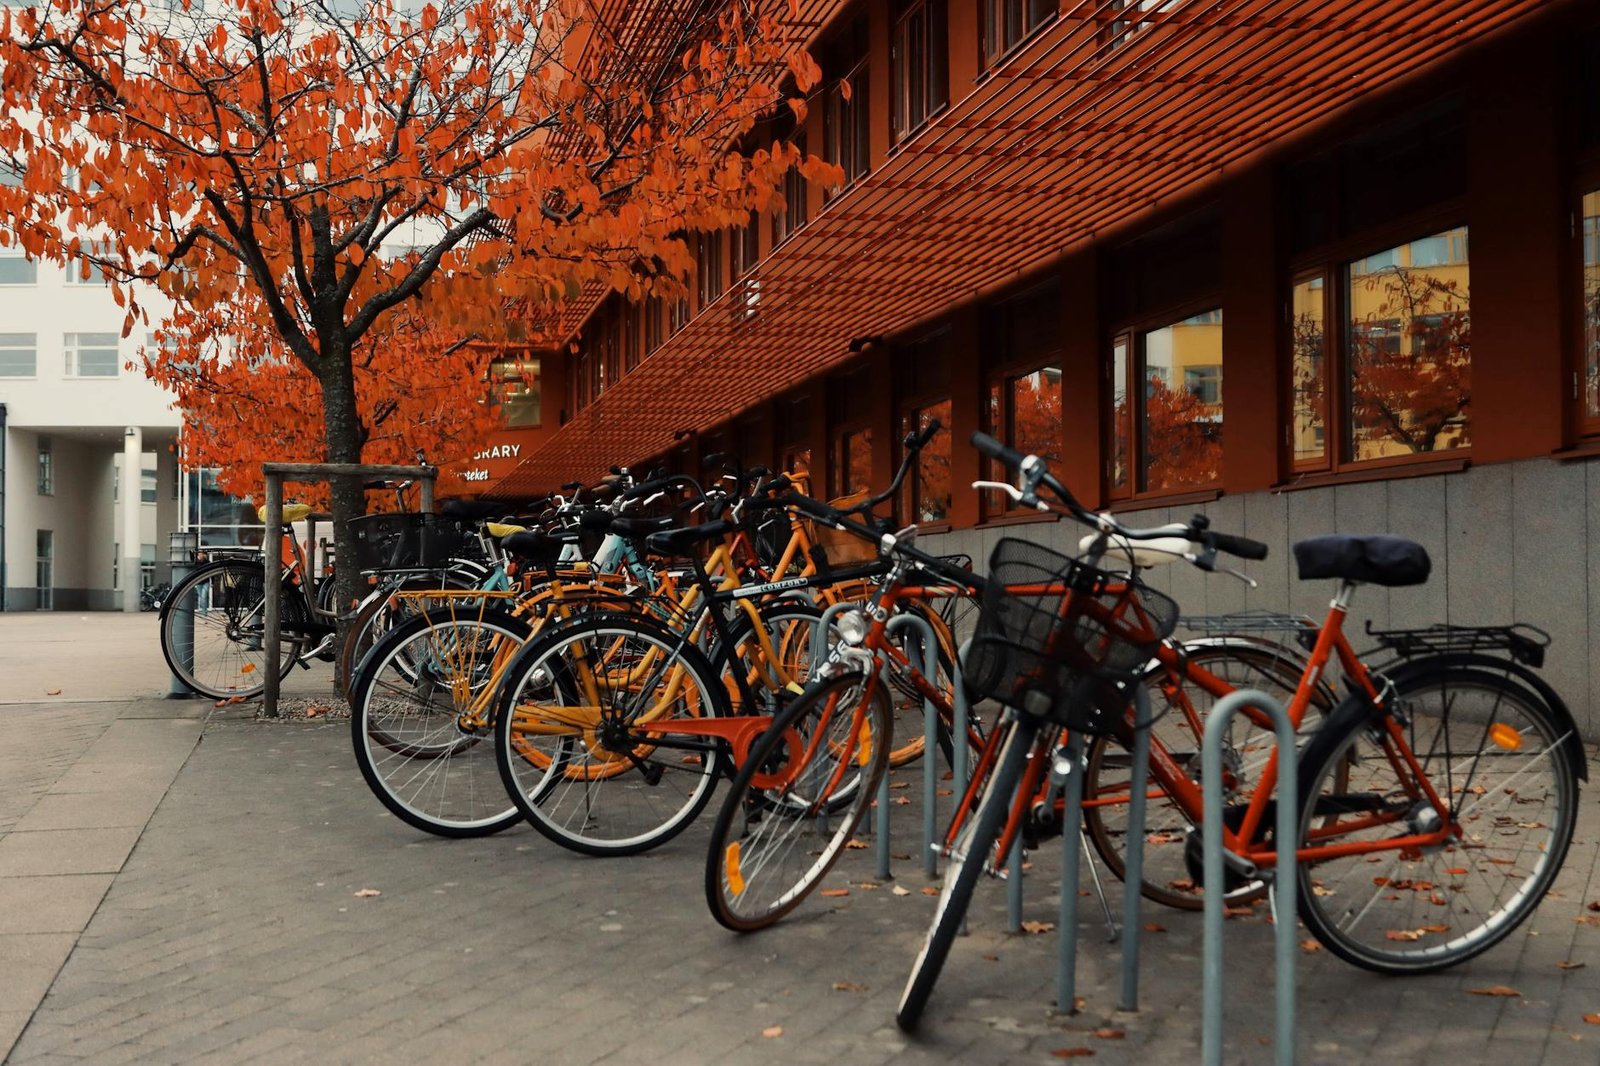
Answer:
774;132;809;245
823;20;871;196
730;215;761;322
1103;0;1182;50
981;0;1055;69
892;0;948;142
0;332;36;376
644;296;665;358
833;427;873;496
829;364;874;497
65;332;120;377
37;531;53;610
0;255;36;284
141;467;158;504
1109;308;1224;497
901;399;952;522
0;157;22;187
37;436;53;495
775;392;813;482
141;544;157;589
113;541;120;591
1580;188;1600;431
66;240;111;285
1291;226;1470;468
695;231;724;308
981;284;1062;516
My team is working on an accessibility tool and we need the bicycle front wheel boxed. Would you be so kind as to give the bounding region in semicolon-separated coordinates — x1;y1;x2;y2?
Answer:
1295;664;1579;974
349;607;531;837
897;713;1041;1031
159;560;304;700
494;613;728;857
704;669;892;931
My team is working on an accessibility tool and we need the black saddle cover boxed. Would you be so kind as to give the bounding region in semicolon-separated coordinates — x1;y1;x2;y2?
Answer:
1292;534;1430;587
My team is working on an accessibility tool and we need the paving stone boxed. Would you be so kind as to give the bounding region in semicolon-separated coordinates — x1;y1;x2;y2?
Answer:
12;791;169;832
0;828;141;876
0;875;113;934
0;933;76;1013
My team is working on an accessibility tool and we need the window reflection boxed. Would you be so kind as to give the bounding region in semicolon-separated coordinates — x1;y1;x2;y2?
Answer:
488;356;541;428
1140;310;1222;492
1583;190;1600;421
901;399;951;522
1291;275;1328;465
834;427;873;496
1346;226;1470;459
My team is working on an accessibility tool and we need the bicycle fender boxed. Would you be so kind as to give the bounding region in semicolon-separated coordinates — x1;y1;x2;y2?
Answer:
1377;654;1587;783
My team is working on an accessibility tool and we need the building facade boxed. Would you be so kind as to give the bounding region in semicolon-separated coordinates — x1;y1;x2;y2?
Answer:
0;249;185;611
480;0;1600;733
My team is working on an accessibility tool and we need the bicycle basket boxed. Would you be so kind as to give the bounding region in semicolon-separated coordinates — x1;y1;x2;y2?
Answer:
347;513;477;573
964;537;1178;733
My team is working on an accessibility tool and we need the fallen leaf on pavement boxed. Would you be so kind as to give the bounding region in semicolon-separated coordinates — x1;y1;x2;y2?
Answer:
982;954;1000;962
1466;986;1520;997
353;888;382;898
1558;961;1586;971
921;887;939;896
762;1026;783;1038
819;888;849;898
45;688;61;696
845;839;868;850
1144;923;1166;933
832;981;867;993
891;885;911;897
1584;1014;1600;1025
1300;939;1322;953
1093;1028;1125;1040
1020;920;1055;934
304;704;330;719
1050;1049;1094;1058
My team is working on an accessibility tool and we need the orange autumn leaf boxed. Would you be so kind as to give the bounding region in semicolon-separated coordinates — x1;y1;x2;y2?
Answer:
818;888;849;898
1584;1014;1600;1024
1050;1050;1095;1059
1465;986;1521;997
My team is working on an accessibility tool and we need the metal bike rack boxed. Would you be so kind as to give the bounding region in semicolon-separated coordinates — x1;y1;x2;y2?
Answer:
1201;688;1298;1066
261;462;436;718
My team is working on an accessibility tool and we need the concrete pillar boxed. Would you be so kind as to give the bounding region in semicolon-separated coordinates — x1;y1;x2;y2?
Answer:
122;426;142;612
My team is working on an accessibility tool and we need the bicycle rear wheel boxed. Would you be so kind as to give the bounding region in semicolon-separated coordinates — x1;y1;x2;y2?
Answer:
494;613;728;857
159;560;304;700
1294;664;1578;974
1081;643;1324;910
704;669;892;931
349;607;530;837
897;713;1040;1031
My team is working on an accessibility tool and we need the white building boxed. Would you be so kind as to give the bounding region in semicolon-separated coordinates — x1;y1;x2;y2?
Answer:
0;249;185;611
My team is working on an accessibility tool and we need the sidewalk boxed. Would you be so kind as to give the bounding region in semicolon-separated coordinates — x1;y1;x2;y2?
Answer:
3;613;1600;1063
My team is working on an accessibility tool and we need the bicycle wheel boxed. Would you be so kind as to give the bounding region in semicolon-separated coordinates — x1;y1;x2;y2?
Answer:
885;605;963;768
704;669;892;931
338;573;480;698
897;713;1041;1031
494;612;729;857
1081;643;1326;910
349;607;530;837
1294;664;1579;974
159;560;304;700
712;600;823;719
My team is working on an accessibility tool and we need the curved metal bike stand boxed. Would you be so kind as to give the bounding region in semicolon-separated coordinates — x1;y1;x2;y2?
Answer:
1202;688;1298;1066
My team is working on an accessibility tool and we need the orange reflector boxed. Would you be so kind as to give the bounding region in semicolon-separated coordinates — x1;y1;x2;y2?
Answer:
857;727;872;767
725;841;745;896
240;662;256;675
1489;723;1523;751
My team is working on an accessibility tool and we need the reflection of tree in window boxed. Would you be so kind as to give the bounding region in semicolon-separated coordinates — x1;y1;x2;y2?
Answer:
487;356;541;428
834;428;872;496
1139;311;1222;493
1347;229;1470;459
1291;276;1327;464
1581;190;1599;421
901;400;951;522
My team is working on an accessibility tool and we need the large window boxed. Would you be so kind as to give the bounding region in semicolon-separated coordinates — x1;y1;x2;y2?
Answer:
1110;309;1224;497
829;364;874;497
982;283;1062;517
892;0;948;143
0;255;35;284
1291;226;1470;469
65;240;111;285
487;354;541;427
0;332;36;376
1580;188;1600;432
981;0;1054;70
823;20;871;197
896;328;953;523
64;332;120;377
775;132;809;246
695;231;724;308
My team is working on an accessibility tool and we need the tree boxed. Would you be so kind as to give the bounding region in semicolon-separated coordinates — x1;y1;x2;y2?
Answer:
0;0;832;628
1348;268;1470;456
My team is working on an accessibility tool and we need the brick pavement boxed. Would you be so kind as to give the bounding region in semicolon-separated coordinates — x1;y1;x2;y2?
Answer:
4;615;1600;1064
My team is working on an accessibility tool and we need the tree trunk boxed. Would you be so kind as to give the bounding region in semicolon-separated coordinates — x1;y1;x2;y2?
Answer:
318;344;369;696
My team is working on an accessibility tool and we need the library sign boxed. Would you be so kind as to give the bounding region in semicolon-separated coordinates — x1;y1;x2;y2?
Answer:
443;437;527;491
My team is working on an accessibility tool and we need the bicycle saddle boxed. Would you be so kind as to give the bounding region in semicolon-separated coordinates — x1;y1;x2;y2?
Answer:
1292;534;1430;587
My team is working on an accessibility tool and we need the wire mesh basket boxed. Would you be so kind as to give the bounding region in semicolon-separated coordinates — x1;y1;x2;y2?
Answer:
346;513;478;573
965;537;1179;733
807;490;885;568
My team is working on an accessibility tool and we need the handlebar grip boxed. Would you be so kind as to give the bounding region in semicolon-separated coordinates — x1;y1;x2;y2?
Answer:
969;431;1025;470
1210;532;1269;561
620;477;672;502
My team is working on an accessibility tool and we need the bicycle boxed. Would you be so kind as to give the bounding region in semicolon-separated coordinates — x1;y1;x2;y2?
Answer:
894;432;1583;1029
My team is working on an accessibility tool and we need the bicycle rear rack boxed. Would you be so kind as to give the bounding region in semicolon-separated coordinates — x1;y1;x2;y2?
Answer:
1364;621;1549;668
1181;610;1320;652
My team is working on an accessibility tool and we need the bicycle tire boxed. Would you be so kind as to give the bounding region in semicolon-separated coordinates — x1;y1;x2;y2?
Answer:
159;560;305;700
338;572;481;699
493;611;730;857
349;606;531;837
1293;663;1578;974
1081;642;1328;910
704;669;892;931
897;713;1041;1031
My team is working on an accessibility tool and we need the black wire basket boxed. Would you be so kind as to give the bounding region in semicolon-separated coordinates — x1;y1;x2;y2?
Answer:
346;513;479;573
965;537;1179;733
